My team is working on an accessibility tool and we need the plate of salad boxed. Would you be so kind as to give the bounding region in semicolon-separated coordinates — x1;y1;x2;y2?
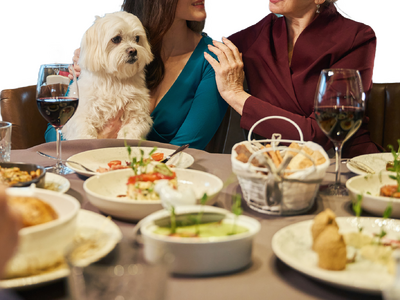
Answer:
66;146;194;177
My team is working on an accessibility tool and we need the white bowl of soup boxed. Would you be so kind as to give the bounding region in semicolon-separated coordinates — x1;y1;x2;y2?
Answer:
140;205;261;276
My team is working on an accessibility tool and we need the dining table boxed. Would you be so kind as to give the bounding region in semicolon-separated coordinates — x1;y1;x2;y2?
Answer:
4;139;384;300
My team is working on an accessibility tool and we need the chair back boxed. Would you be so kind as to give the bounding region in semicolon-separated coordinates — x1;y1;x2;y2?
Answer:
366;83;400;150
205;106;246;154
1;85;48;149
204;106;231;153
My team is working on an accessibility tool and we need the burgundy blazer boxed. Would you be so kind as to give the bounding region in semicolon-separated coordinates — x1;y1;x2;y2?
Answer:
229;4;379;158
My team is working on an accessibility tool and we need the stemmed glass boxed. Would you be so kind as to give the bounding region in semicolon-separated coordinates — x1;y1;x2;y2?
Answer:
314;69;365;196
36;63;79;175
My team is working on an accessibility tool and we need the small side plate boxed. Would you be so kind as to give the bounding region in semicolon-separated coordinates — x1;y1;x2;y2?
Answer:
42;173;70;193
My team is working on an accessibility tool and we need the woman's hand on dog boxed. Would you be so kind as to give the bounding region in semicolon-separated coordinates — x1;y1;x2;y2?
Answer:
68;48;81;79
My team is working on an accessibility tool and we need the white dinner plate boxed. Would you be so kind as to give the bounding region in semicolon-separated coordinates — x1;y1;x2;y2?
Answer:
0;209;122;289
66;147;194;177
347;152;394;175
272;217;398;294
41;173;70;193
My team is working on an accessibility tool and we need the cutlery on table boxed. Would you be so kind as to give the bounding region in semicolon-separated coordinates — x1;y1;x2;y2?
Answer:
161;144;189;164
37;151;96;173
348;159;375;174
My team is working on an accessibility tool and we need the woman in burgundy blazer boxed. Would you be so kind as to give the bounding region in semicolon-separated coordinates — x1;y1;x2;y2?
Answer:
205;0;380;158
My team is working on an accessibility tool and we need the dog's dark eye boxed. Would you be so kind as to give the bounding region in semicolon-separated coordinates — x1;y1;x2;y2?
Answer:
111;35;122;44
135;36;140;43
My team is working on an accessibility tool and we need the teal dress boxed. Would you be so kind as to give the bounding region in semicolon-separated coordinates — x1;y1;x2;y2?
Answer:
147;33;227;149
45;33;227;150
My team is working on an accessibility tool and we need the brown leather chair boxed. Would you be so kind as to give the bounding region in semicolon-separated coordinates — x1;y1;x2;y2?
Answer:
366;83;400;151
1;85;48;149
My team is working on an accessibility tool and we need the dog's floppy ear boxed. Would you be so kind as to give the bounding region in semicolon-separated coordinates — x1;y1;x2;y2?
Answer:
79;16;104;72
141;29;153;65
127;14;153;66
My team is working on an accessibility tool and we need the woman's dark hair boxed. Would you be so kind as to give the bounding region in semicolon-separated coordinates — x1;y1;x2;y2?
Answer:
122;0;205;91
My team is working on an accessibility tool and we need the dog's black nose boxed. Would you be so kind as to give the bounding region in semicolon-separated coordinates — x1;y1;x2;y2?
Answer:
127;48;137;56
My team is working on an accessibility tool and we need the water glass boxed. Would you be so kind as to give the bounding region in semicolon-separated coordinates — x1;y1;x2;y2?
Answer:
67;238;169;300
0;121;12;162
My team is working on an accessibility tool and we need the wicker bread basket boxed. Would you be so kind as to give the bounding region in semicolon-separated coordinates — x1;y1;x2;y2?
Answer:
231;116;329;215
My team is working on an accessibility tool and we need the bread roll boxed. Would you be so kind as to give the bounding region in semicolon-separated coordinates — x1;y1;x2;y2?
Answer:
311;208;338;250
313;225;347;271
8;196;58;228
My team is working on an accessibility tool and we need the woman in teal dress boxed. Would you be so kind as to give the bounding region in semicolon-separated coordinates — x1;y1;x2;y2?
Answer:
46;0;227;150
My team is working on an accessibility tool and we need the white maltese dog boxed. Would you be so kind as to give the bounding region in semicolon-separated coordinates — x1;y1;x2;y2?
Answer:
62;11;153;140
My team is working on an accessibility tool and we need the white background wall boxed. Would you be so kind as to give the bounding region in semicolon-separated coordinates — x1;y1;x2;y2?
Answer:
0;0;399;95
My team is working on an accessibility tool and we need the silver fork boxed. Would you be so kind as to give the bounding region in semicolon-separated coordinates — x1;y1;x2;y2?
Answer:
37;151;96;173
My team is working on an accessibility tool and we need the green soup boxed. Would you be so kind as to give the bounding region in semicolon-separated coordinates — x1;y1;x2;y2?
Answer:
153;222;249;238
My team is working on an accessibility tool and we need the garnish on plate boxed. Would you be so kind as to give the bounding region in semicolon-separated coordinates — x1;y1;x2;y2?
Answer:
230;193;243;235
124;141;177;201
95;141;165;173
352;194;363;232
380;139;400;198
153;185;247;238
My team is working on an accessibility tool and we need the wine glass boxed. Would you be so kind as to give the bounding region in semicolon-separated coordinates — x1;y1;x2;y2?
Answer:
314;69;365;196
36;63;79;175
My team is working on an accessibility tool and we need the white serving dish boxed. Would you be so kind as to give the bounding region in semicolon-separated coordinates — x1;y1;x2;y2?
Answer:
140;205;261;275
5;187;80;278
83;168;223;221
42;173;70;193
346;172;400;218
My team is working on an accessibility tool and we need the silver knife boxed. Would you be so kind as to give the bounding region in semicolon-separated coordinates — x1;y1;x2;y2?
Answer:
348;160;375;174
161;144;189;164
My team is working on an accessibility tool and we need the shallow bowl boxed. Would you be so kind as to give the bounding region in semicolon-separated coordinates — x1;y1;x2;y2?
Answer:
0;162;46;188
346;172;400;218
5;187;80;278
83;168;223;221
140;205;261;275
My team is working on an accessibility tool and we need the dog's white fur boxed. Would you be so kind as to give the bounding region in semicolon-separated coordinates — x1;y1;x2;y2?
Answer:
62;11;153;140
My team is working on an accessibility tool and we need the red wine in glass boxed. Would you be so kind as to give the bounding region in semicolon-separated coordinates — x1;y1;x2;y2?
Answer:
37;97;79;128
36;63;79;175
314;69;365;196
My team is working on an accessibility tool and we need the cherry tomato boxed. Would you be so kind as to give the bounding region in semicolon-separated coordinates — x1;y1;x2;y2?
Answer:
151;152;164;161
157;172;176;180
108;160;122;168
127;172;176;184
110;165;129;170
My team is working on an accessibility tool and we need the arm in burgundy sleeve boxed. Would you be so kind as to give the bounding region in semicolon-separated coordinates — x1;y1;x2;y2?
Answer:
240;25;376;153
330;26;376;94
